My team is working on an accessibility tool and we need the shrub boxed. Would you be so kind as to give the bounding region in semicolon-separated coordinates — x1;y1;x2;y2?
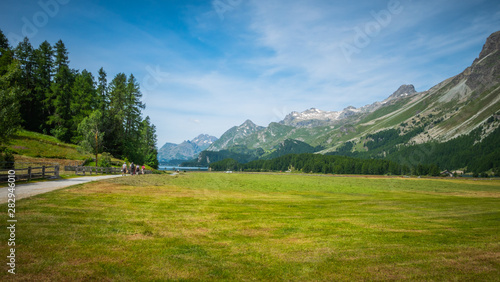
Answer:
83;158;94;166
98;152;112;167
0;147;14;169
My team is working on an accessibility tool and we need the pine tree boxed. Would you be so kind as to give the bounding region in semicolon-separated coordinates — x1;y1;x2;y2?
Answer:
124;74;144;135
32;40;53;132
0;29;9;51
14;37;37;130
70;69;97;142
122;74;145;161
48;65;74;141
107;73;128;156
0;29;13;76
46;40;74;142
140;116;159;168
53;39;69;73
96;67;109;113
0;61;23;144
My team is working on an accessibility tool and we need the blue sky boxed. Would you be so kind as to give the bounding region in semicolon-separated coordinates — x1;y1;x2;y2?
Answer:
1;0;499;145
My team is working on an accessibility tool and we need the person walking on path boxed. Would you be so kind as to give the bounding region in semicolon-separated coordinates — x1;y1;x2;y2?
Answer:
122;163;127;176
130;162;135;175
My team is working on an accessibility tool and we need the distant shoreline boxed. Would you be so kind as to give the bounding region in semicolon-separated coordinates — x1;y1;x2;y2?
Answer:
159;165;209;171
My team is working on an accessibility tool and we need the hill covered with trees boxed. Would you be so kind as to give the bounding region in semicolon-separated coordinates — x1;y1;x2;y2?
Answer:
0;29;158;168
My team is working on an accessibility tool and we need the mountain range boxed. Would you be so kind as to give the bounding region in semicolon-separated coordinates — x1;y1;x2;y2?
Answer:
158;134;218;164
176;31;500;172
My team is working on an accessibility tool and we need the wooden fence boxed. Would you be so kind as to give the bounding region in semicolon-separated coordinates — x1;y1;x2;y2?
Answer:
65;166;121;175
0;161;153;182
0;165;60;182
64;166;152;175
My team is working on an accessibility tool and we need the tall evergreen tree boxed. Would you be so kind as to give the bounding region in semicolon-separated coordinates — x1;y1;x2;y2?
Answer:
46;40;74;142
96;67;109;113
107;73;128;156
53;39;69;73
32;40;53;132
0;61;23;144
0;30;13;76
14;38;35;89
14;37;37;130
122;74;146;162
0;29;9;51
124;74;145;135
70;69;97;142
48;64;74;141
139;116;159;168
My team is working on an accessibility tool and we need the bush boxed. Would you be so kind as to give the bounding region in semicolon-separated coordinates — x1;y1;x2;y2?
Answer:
494;167;500;177
145;153;159;169
83;157;94;166
0;147;14;169
98;152;112;167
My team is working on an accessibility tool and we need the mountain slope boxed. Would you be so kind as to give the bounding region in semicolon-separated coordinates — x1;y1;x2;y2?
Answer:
262;139;321;160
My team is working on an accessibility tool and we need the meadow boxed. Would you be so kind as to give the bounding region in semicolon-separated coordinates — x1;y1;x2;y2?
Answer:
1;173;499;281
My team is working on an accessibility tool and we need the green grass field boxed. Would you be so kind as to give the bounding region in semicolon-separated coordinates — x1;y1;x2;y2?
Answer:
1;173;499;280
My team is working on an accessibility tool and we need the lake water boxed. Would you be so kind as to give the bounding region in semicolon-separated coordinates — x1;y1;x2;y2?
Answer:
159;166;209;171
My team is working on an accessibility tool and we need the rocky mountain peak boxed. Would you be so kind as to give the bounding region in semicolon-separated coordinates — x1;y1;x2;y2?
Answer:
206;120;264;151
386;84;417;100
191;134;218;148
476;30;500;61
238;120;263;133
460;30;500;92
304;108;321;113
241;119;257;127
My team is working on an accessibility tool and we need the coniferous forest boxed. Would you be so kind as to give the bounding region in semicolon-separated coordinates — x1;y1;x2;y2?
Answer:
0;29;158;168
209;153;444;176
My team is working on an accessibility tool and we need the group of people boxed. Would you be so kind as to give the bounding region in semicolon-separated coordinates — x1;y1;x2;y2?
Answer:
121;162;145;176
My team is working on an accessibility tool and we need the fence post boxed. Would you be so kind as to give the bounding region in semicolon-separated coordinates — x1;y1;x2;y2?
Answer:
55;165;60;178
28;167;32;181
42;165;46;178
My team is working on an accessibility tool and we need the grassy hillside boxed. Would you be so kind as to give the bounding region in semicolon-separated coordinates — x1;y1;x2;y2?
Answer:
6;130;90;160
1;173;498;280
5;130;129;168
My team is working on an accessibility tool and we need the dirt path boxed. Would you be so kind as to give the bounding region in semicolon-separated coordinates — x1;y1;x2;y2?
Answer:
0;175;123;204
